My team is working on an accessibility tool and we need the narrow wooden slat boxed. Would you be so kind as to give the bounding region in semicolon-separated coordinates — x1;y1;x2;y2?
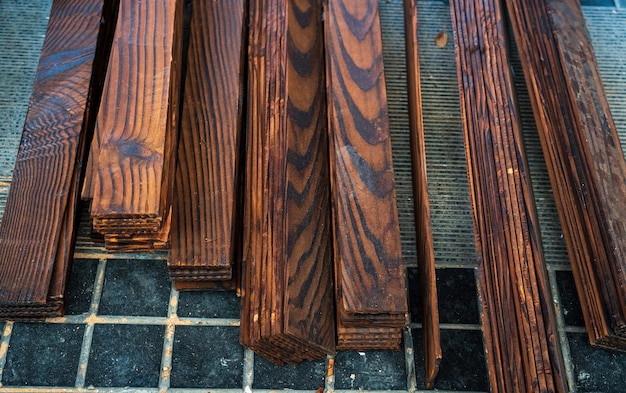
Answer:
403;0;441;386
449;0;567;391
324;0;407;350
240;0;335;365
0;0;116;312
505;0;626;351
90;0;183;234
167;0;246;288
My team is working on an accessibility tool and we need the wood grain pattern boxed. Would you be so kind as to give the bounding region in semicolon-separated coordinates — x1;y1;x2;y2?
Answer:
403;0;441;386
450;0;567;391
505;0;626;351
240;0;335;365
324;0;407;349
0;0;116;314
167;0;246;286
90;0;183;234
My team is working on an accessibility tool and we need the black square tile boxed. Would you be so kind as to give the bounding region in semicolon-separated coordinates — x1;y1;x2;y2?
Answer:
436;268;480;324
334;350;406;390
418;328;488;391
98;259;170;317
407;268;423;323
253;354;325;390
64;259;98;315
2;323;83;387
177;290;240;319
568;333;626;392
556;270;585;327
85;324;163;387
170;326;243;388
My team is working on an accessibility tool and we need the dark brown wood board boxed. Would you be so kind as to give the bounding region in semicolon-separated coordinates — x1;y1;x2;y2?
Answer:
505;0;626;351
324;0;407;349
167;0;246;288
403;0;441;387
449;0;568;391
90;0;183;235
240;0;335;365
0;0;117;317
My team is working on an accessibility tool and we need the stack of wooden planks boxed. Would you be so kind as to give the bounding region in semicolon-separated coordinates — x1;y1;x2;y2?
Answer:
239;0;336;364
404;0;441;387
325;0;408;351
167;0;246;291
505;0;626;352
450;0;568;391
83;0;184;253
0;0;117;320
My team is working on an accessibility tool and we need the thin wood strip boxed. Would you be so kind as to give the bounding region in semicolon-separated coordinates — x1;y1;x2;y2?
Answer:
403;0;441;387
324;0;407;347
449;0;567;391
505;0;626;351
90;0;183;231
0;0;115;308
167;0;246;282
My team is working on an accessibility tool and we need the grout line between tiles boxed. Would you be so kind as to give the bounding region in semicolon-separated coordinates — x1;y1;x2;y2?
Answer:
547;268;577;392
48;315;240;326
74;258;106;388
325;355;335;393
403;327;417;392
158;285;179;393
0;322;14;386
242;347;254;392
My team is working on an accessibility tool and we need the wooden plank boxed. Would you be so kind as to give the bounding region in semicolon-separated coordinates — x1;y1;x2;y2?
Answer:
240;0;335;365
324;0;407;349
90;0;183;234
0;0;117;314
167;0;246;285
449;0;567;391
403;0;441;387
505;0;626;351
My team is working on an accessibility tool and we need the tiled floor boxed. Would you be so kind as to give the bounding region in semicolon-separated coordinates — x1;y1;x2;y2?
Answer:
1;0;626;392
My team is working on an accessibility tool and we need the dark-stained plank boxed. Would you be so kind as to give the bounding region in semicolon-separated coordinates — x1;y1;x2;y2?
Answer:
90;0;183;235
324;0;407;350
505;0;626;351
449;0;568;391
0;0;117;316
403;0;441;386
240;0;335;365
167;0;246;287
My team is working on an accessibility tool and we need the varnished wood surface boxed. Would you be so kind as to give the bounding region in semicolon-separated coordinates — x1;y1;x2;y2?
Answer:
403;0;441;387
450;0;567;391
0;0;114;311
240;0;335;365
90;0;183;232
167;0;246;284
282;0;335;355
506;0;626;352
324;0;407;348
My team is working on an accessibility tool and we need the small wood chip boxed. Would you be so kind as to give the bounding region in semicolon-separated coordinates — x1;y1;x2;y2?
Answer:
435;31;448;47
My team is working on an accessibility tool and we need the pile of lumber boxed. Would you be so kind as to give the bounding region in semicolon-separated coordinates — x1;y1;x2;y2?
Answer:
450;0;568;391
505;0;626;352
83;0;183;253
0;0;117;320
0;0;411;364
239;0;336;365
325;0;408;351
167;0;246;291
